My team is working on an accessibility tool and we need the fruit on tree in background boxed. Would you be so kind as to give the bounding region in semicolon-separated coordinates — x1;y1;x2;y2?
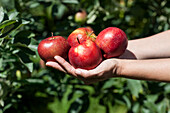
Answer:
74;9;87;25
38;35;70;62
95;27;128;58
67;27;96;47
69;39;102;70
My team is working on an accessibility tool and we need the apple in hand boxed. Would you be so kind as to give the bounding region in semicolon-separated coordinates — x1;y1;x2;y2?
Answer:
69;39;103;70
67;27;96;47
38;35;70;62
95;27;128;58
74;9;87;25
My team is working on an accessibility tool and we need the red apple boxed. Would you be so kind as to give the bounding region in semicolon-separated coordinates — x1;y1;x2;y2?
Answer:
38;35;70;62
67;27;96;47
95;27;128;58
85;26;94;31
74;9;87;25
69;39;103;70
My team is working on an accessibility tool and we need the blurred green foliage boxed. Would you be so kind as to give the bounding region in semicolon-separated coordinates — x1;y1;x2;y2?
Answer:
0;0;170;113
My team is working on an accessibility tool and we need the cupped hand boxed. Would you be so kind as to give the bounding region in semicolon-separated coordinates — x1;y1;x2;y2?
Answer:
46;56;119;84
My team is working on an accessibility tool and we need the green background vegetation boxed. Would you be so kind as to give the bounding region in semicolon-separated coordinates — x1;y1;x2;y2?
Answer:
0;0;170;113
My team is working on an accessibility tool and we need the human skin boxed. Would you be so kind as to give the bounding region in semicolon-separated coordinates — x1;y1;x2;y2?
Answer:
46;30;170;84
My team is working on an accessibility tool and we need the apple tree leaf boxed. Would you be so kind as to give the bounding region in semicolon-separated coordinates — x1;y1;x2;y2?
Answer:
14;30;35;45
8;10;19;20
11;43;35;55
62;0;79;4
25;62;33;73
17;51;32;63
0;20;17;29
0;21;21;38
127;79;143;98
0;7;4;23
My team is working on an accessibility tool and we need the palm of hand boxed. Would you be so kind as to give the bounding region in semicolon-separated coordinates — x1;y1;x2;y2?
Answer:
46;56;118;84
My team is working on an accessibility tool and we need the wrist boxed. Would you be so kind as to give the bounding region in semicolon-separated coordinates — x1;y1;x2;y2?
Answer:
114;59;126;77
109;59;122;77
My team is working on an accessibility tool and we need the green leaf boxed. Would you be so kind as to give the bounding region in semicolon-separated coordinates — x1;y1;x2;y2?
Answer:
87;14;97;24
14;30;35;45
21;20;30;25
29;3;45;16
146;94;159;103
53;4;68;20
123;95;131;109
62;0;79;4
144;101;157;113
8;10;19;20
164;84;170;94
111;103;128;113
1;24;15;34
0;99;4;107
0;58;3;69
17;51;32;63
157;100;167;113
29;2;40;8
25;62;33;72
68;94;89;113
12;43;35;55
127;79;143;98
132;102;140;113
0;20;17;29
102;79;114;89
0;7;4;23
2;103;12;111
0;21;21;38
26;78;44;84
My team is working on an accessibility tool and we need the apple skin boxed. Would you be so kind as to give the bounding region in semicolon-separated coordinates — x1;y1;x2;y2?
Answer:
38;36;70;62
69;40;103;70
67;27;96;47
74;10;87;25
95;27;128;58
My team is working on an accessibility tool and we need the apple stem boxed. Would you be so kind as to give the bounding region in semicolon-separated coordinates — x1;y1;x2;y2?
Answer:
89;31;94;37
51;32;53;37
77;37;80;44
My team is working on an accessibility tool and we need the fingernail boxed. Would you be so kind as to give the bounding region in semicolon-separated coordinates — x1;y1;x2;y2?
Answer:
54;56;59;59
45;62;50;66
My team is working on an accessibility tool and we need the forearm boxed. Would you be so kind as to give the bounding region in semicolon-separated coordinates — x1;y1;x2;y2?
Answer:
120;30;170;59
116;58;170;82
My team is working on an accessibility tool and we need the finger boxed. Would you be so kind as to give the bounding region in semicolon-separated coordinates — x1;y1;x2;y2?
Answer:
54;56;77;76
46;61;67;73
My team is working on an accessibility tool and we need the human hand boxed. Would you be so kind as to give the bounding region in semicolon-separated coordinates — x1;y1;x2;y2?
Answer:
46;56;119;84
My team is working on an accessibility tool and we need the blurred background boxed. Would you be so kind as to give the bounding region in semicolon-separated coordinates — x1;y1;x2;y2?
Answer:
0;0;170;113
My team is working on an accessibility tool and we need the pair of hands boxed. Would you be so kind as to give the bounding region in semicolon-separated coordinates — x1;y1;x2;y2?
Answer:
46;50;136;84
46;56;118;84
